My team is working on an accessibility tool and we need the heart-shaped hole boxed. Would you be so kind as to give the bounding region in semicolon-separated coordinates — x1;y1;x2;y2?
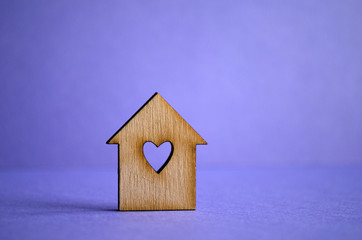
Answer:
143;141;173;174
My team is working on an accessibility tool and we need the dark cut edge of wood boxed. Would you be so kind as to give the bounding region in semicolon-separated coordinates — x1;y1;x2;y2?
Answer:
117;145;120;211
106;92;159;144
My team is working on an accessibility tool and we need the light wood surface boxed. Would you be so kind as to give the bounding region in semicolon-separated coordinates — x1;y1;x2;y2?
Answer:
107;93;207;211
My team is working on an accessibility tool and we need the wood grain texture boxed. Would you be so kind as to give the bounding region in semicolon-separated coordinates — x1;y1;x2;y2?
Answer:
107;93;207;211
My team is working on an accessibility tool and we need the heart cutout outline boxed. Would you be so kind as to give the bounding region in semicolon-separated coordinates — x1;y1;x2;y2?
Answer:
143;141;174;174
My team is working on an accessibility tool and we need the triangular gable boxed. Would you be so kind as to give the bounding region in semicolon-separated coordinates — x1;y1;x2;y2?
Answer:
107;92;206;145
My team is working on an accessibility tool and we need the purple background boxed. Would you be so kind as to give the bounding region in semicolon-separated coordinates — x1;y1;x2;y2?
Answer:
1;0;362;169
1;2;362;239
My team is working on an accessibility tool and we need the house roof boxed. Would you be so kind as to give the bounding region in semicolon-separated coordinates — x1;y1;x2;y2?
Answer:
106;92;207;145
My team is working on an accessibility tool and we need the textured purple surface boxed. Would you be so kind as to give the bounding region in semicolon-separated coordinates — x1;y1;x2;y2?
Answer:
1;1;362;169
1;168;362;240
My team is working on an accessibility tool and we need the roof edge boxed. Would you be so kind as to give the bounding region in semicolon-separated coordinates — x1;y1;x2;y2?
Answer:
106;92;159;144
